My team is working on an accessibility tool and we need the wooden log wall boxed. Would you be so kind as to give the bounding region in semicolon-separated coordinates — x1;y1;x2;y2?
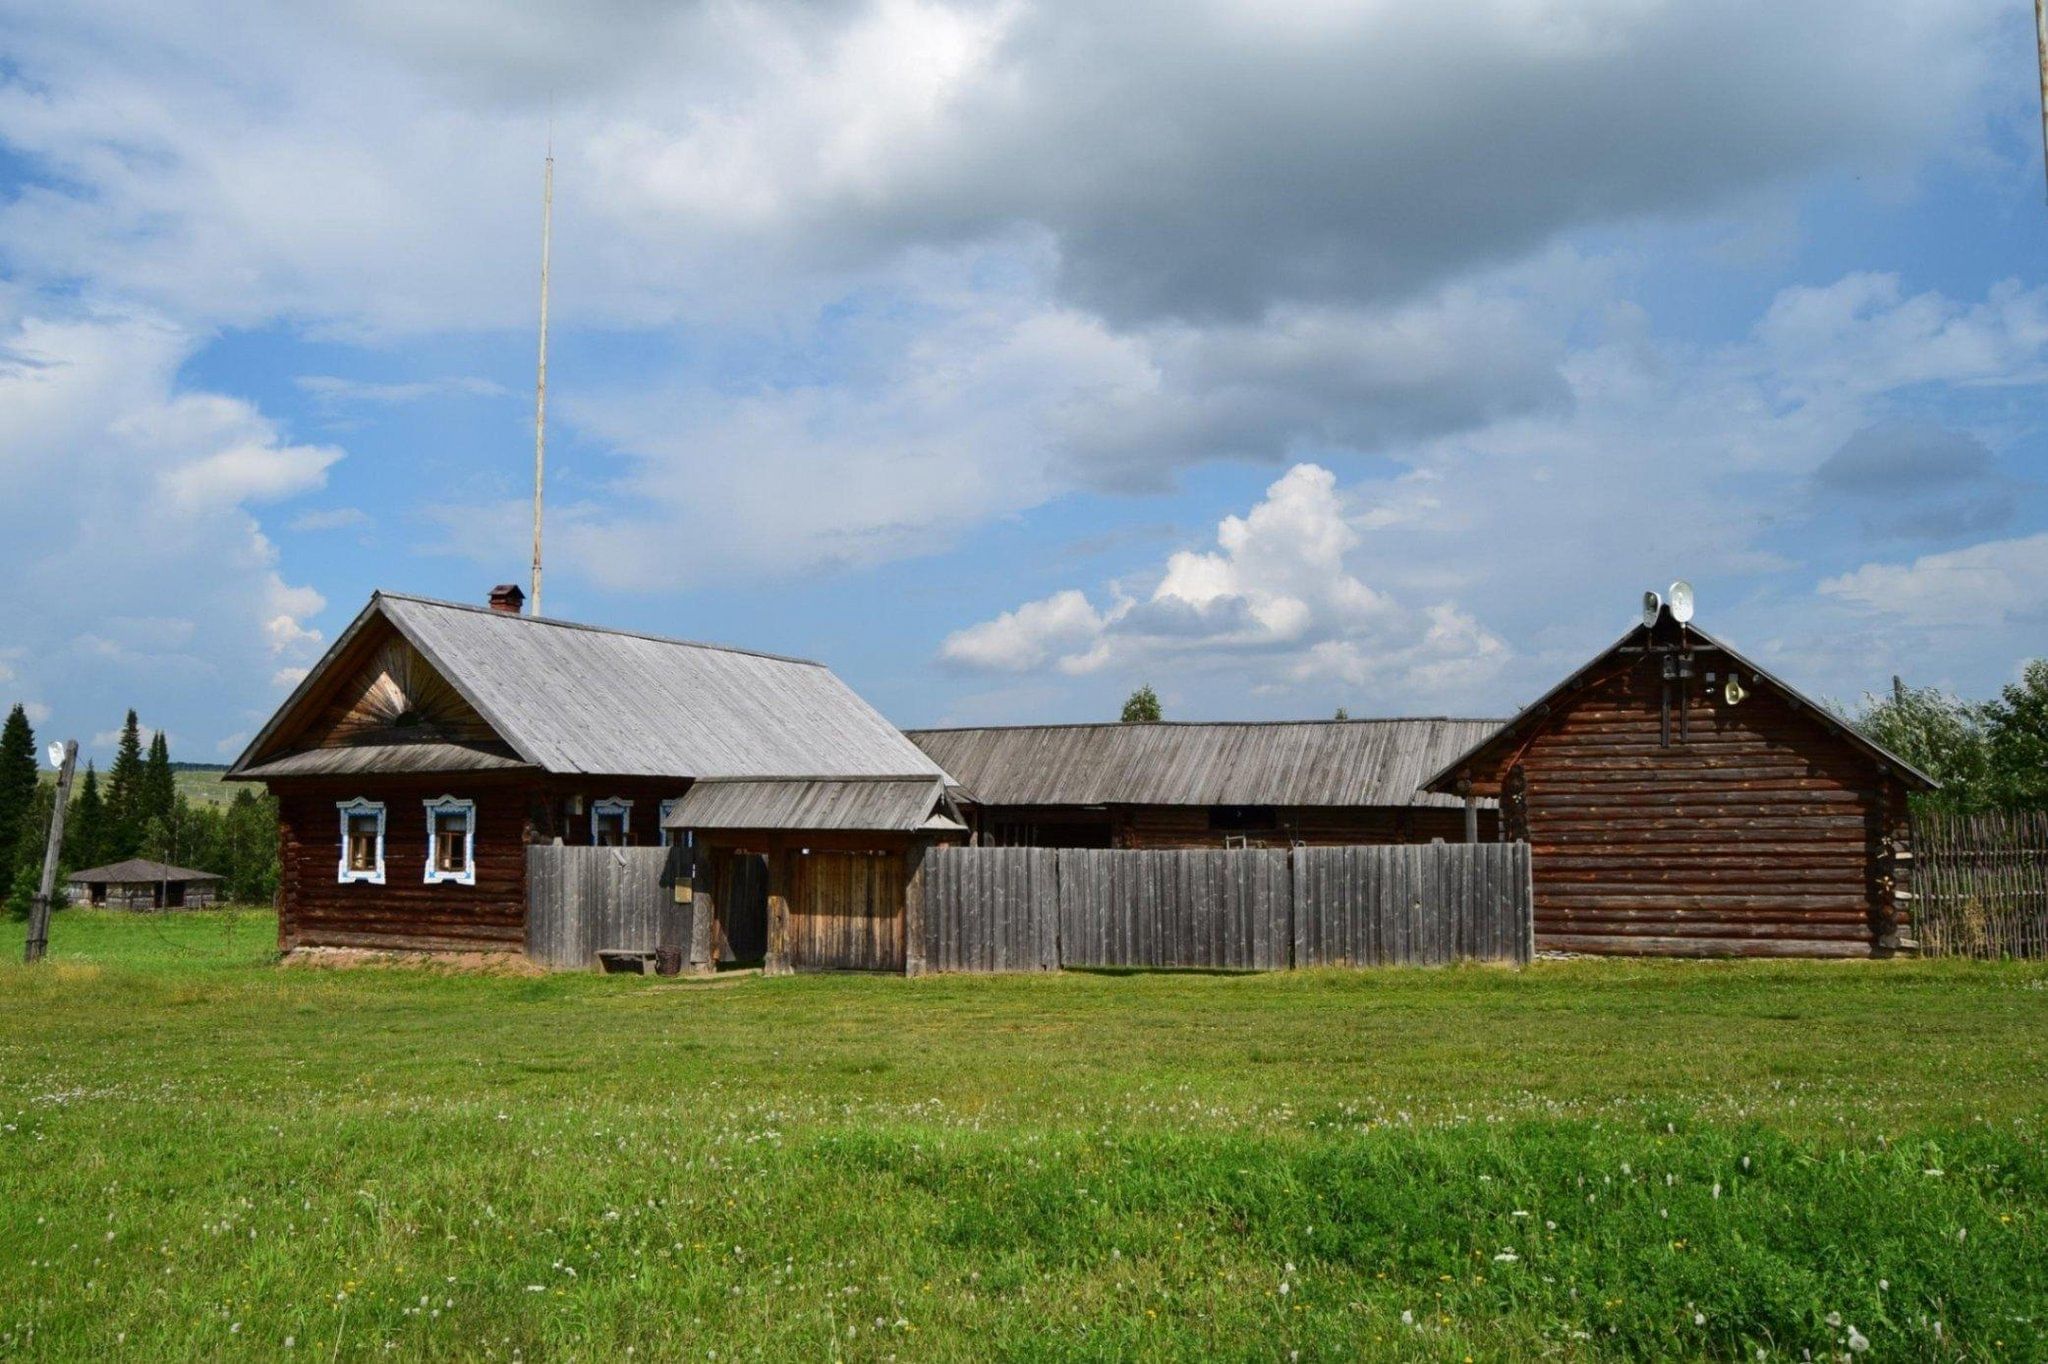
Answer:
973;803;1497;849
1911;809;2048;959
919;842;1532;972
1512;655;1898;958
525;846;678;970
274;779;535;953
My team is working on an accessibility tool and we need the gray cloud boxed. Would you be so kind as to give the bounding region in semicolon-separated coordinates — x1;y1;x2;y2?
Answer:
1813;420;2015;543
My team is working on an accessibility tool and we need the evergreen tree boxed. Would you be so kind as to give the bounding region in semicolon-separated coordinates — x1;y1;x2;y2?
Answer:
142;731;177;837
106;711;146;858
6;782;61;920
1120;685;1163;723
67;763;105;873
0;703;37;883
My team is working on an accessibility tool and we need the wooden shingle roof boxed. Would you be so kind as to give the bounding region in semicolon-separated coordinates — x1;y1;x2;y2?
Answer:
229;593;945;783
907;718;1504;810
66;859;222;884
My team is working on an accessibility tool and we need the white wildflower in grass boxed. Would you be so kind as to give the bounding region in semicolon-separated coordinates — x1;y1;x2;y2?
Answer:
1493;1250;1519;1263
1846;1325;1869;1353
284;1338;294;1349
1693;1313;1705;1326
1827;1312;1842;1327
1713;1183;1722;1199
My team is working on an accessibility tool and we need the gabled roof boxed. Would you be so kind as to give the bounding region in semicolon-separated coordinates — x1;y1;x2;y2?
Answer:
906;718;1504;810
663;776;967;833
1420;615;1939;794
66;859;222;884
229;593;945;782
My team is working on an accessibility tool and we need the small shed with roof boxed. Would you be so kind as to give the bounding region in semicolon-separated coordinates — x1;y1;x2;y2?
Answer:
907;718;1504;849
66;859;225;910
1421;604;1936;958
227;586;960;970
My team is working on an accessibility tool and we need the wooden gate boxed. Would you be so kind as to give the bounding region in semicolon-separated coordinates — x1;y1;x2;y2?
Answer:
791;850;906;971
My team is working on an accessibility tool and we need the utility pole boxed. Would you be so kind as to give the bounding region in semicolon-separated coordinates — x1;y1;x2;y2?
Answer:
530;139;554;616
2037;0;2048;200
24;740;77;965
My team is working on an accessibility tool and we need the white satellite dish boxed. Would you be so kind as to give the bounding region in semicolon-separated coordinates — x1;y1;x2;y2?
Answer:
1641;589;1663;628
1667;579;1695;624
45;741;66;770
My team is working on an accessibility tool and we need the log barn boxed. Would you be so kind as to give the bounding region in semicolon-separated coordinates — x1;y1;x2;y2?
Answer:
907;719;1503;848
226;587;959;970
1422;602;1935;958
65;859;224;910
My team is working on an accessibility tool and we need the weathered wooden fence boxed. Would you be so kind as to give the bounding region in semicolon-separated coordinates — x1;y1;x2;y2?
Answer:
918;846;1059;973
527;846;676;970
922;842;1532;972
1912;810;2048;959
1294;843;1533;967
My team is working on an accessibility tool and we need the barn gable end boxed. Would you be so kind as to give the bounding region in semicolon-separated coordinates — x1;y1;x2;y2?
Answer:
1426;613;1931;958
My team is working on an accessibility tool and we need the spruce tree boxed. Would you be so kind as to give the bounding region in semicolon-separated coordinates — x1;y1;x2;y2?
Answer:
68;763;105;873
143;730;177;839
0;704;37;883
106;711;146;858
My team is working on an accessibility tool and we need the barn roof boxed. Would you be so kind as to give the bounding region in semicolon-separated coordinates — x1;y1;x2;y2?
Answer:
906;718;1504;810
229;593;945;782
663;777;967;832
66;859;222;884
1419;616;1939;795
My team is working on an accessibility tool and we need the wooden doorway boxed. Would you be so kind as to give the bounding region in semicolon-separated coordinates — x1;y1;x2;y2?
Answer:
790;850;906;972
713;853;769;967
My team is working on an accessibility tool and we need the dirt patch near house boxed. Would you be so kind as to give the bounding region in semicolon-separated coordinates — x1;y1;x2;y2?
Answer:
279;945;547;977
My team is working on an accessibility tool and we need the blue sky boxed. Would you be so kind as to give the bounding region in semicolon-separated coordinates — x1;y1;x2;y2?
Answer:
1;0;2045;765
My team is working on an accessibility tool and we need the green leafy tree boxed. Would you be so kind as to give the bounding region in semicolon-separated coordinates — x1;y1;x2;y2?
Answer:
67;763;105;873
1120;685;1163;724
1848;677;1994;813
0;703;38;883
222;788;281;904
105;711;146;858
1333;707;1350;721
1984;659;2048;810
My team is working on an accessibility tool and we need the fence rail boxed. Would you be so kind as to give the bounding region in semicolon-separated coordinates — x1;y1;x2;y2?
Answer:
1912;810;2048;960
922;842;1532;973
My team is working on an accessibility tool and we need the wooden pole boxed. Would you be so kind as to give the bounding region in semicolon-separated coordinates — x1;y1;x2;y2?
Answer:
24;740;78;965
530;141;554;616
2037;0;2048;202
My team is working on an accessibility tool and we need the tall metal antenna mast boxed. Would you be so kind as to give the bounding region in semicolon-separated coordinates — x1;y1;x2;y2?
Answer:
530;132;554;615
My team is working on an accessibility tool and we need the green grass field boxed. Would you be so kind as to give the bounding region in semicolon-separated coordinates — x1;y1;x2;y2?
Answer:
2;911;2044;1361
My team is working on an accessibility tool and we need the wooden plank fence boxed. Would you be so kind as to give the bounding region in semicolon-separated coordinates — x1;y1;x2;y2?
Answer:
923;842;1531;972
1911;810;2048;959
920;846;1059;973
527;846;678;970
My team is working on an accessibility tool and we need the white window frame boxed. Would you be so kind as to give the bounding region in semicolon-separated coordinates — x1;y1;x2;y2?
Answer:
423;795;478;886
591;797;633;847
659;797;683;847
336;798;387;885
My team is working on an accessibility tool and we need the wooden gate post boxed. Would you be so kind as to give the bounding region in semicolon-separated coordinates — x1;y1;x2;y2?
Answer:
763;839;794;976
903;842;929;977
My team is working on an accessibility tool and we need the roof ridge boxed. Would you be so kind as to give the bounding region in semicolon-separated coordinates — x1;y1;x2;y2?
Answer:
375;591;828;668
907;717;1505;734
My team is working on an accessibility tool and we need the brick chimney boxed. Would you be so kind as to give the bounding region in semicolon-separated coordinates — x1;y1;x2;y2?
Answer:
488;584;526;615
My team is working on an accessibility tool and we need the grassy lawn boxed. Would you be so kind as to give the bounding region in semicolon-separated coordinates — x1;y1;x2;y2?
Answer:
2;911;2044;1361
